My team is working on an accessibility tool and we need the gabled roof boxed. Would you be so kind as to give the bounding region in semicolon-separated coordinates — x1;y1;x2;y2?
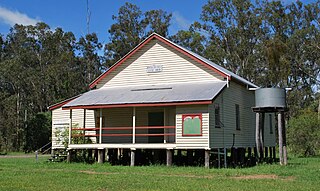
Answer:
89;33;258;89
63;81;227;109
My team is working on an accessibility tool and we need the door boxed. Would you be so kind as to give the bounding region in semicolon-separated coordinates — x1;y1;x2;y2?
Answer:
148;112;164;143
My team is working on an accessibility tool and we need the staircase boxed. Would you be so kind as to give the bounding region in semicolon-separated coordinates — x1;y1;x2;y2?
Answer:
48;150;68;162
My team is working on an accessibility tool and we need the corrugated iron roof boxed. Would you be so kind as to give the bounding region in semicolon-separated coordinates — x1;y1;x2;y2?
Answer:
63;81;227;108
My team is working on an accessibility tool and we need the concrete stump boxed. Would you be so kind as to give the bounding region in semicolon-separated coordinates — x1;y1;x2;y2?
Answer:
130;149;136;166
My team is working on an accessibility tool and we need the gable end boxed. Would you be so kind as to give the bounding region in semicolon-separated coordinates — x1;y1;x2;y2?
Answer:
89;33;230;89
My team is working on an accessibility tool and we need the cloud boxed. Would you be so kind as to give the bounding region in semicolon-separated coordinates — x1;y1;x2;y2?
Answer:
172;11;192;31
0;6;40;26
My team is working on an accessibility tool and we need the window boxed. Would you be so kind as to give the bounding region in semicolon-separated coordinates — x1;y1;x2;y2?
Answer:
235;104;240;130
182;114;202;136
269;114;273;134
215;104;221;128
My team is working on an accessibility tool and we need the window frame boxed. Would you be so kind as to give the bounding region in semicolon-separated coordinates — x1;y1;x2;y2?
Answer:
182;114;203;136
235;104;240;130
214;104;221;128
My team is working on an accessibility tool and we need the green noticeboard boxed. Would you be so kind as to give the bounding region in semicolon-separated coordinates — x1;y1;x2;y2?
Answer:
182;114;202;136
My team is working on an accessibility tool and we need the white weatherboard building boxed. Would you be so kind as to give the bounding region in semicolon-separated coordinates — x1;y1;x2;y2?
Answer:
49;33;276;167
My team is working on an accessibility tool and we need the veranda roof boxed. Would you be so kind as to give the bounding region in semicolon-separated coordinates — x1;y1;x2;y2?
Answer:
63;81;227;109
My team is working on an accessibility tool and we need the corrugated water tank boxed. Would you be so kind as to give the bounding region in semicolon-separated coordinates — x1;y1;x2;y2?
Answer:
255;88;286;108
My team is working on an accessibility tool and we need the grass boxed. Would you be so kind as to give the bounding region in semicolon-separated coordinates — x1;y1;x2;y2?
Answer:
0;155;319;191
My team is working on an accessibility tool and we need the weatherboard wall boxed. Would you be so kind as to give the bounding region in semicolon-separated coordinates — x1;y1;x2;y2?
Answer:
209;82;255;148
96;39;224;89
209;82;276;148
175;105;209;149
52;107;95;149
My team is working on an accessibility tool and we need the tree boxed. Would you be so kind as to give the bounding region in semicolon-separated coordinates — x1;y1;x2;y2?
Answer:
77;33;103;86
104;2;172;67
287;110;320;156
0;23;86;151
24;112;51;152
144;9;172;37
259;0;320;115
190;0;320;116
199;0;264;81
170;25;206;55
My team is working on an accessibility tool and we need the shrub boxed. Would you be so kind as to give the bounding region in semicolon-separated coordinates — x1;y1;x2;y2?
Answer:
24;112;51;152
287;111;320;156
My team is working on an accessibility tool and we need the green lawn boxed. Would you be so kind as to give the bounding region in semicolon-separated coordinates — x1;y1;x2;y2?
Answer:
0;155;319;191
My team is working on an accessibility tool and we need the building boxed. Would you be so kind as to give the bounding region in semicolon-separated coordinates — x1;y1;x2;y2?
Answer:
49;33;276;167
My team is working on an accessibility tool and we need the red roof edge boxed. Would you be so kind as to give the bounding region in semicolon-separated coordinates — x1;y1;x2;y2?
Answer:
88;33;230;89
62;100;212;110
48;95;81;111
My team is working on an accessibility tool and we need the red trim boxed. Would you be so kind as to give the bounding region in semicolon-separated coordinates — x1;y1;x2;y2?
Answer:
137;133;175;137
89;33;230;89
72;126;175;131
48;97;77;111
136;126;175;129
48;95;81;110
62;100;212;110
49;101;70;111
182;114;203;136
101;127;132;130
72;133;175;137
72;128;100;131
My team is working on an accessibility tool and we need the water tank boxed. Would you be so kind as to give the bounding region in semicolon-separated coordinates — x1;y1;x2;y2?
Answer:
255;88;286;108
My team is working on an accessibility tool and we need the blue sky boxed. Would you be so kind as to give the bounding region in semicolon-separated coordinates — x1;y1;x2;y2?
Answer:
0;0;208;44
0;0;317;44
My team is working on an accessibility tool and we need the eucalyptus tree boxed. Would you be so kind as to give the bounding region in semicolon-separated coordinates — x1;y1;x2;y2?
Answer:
104;2;172;67
170;24;206;56
200;0;264;82
0;23;84;151
77;33;103;86
174;0;320;115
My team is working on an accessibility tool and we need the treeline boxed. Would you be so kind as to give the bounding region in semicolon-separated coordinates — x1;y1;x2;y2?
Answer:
0;0;319;154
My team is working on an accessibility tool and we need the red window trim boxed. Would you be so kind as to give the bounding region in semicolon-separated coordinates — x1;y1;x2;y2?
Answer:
182;114;203;136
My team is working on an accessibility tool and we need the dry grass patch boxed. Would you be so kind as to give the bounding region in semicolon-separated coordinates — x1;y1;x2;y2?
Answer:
232;174;295;181
80;170;119;175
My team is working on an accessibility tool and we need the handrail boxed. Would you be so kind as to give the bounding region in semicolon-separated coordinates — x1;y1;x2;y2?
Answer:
70;126;176;139
35;142;52;152
72;133;175;137
72;128;100;130
71;126;175;131
42;146;52;154
136;126;175;129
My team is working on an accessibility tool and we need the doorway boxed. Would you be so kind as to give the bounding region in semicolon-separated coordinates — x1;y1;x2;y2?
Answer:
148;112;164;143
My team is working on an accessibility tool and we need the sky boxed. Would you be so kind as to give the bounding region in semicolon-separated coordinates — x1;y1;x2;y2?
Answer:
0;0;317;44
0;0;208;44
